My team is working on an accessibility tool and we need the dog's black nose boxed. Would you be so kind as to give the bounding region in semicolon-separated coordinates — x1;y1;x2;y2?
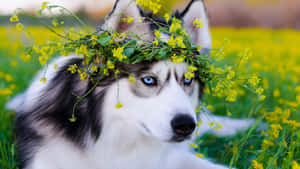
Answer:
171;114;196;137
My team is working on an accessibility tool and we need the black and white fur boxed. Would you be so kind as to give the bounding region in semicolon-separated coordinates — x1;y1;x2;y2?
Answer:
7;0;254;169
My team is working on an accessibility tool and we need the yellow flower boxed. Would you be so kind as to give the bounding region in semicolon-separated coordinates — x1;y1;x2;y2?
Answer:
256;87;264;95
10;15;19;22
154;30;161;38
175;36;186;48
68;64;78;74
226;90;238;102
167;36;176;48
122;16;134;24
112;47;127;61
208;122;215;127
164;13;170;22
20;53;31;62
0;88;13;96
213;122;223;130
248;75;260;88
53;64;58;70
227;111;232;116
41;1;49;9
80;71;88;80
189;143;198;149
103;68;109;76
273;88;280;97
262;139;274;147
115;69;120;75
4;74;13;82
171;54;184;64
129;75;136;84
10;60;18;67
293;161;300;169
16;23;24;31
193;18;203;28
90;65;98;72
259;95;266;102
115;102;123;109
169;18;182;33
152;39;159;46
188;65;198;72
226;71;235;80
195;105;202;114
195;153;204;158
40;77;47;84
252;160;263;169
197;45;202;52
52;20;58;27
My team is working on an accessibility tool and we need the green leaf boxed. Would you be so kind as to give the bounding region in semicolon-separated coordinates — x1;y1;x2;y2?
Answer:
159;48;168;59
97;36;112;46
123;48;135;57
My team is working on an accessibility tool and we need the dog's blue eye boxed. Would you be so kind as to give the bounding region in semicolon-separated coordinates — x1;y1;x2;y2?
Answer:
183;78;193;85
142;76;157;86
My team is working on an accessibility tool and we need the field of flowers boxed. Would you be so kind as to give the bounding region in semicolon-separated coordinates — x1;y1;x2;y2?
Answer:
0;26;300;169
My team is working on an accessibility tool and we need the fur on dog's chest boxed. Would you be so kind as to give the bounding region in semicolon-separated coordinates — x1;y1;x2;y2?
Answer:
31;137;170;169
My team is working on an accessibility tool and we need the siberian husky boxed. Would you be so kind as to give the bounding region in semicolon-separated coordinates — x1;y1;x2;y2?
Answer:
7;0;254;168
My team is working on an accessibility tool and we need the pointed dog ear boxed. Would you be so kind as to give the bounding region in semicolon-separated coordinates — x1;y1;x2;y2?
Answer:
181;0;211;54
102;0;152;40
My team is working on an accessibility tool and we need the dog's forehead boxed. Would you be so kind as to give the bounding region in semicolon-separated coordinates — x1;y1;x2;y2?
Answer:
150;60;187;76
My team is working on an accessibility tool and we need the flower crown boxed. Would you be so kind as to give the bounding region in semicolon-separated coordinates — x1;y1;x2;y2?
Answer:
10;0;264;122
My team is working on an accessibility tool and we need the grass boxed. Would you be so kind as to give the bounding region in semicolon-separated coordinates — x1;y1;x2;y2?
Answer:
0;27;300;169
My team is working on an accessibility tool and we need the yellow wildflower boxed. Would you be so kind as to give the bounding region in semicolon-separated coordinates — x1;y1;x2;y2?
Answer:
20;53;31;62
188;65;198;72
189;143;198;149
112;47;127;61
40;77;47;84
41;1;49;9
103;68;109;76
0;88;13;96
256;87;264;95
5;74;13;82
52;19;58;27
168;36;176;48
252;160;263;169
154;30;161;38
115;102;123;109
175;36;186;48
169;18;182;33
16;23;24;31
195;153;204;158
164;13;170;22
273;88;280;97
129;75;136;84
67;64;78;74
53;64;58;70
10;60;18;67
184;72;194;80
90;65;98;72
152;39;159;46
193;18;203;28
80;71;88;80
293;161;300;169
122;16;134;24
10;15;19;22
115;69;120;75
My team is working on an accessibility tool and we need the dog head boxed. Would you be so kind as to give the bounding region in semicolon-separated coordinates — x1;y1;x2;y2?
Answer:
101;0;211;142
18;0;212;147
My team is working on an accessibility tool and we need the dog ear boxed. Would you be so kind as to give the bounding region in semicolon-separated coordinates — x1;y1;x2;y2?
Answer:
102;0;152;40
181;0;211;54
